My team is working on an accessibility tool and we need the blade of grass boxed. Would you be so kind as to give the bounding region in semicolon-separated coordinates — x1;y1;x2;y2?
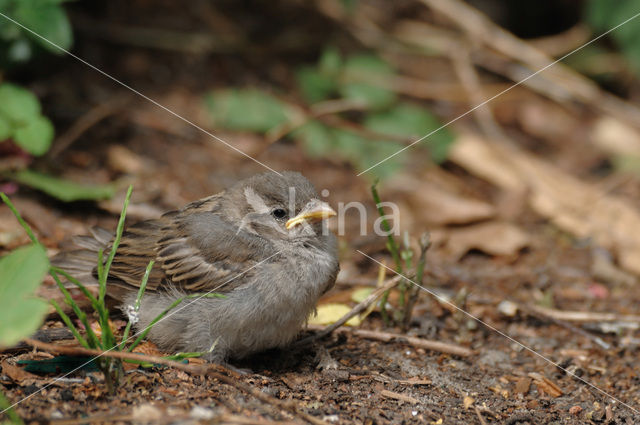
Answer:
120;260;154;350
0;192;38;245
99;185;133;304
402;232;431;330
128;297;184;352
127;294;223;352
50;267;100;307
50;270;101;348
0;390;24;425
49;300;90;349
96;248;105;302
371;180;404;324
370;181;402;271
94;248;116;349
185;293;226;300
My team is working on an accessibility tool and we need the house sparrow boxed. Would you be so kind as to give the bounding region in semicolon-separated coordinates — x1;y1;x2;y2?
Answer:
54;171;339;361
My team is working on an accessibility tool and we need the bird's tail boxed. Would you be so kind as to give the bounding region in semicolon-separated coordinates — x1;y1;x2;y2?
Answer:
51;227;113;287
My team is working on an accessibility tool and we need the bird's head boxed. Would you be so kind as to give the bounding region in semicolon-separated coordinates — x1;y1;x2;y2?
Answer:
230;171;336;242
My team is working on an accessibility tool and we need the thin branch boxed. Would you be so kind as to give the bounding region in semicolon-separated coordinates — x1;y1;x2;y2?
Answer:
49;95;130;157
294;275;404;347
310;326;473;357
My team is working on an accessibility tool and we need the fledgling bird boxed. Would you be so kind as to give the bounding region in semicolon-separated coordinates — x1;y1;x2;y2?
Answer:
54;171;339;362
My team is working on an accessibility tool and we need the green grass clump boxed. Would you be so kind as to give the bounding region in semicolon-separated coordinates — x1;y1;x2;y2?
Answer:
1;186;221;396
370;180;430;327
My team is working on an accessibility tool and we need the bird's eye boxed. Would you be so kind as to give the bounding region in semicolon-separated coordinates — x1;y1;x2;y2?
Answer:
272;208;287;219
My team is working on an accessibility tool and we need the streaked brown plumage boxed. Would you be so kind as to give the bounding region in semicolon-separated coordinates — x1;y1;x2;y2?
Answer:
54;171;339;361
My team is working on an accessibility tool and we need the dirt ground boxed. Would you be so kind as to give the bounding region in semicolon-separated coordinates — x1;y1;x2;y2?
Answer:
2;1;640;424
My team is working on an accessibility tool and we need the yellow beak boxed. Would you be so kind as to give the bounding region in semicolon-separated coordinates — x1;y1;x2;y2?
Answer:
285;200;337;229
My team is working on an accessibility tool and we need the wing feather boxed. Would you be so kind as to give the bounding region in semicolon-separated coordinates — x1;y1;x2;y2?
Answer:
104;195;269;297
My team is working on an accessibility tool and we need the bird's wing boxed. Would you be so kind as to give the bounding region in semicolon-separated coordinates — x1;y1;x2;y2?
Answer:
106;201;272;297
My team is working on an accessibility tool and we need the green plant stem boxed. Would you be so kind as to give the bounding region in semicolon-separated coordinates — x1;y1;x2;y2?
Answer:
402;232;430;330
50;267;100;307
97;248;105;302
100;185;133;303
49;270;102;348
371;180;404;324
0;390;24;425
120;260;154;350
371;181;402;271
128;297;184;352
127;292;225;353
1;192;38;244
49;300;90;349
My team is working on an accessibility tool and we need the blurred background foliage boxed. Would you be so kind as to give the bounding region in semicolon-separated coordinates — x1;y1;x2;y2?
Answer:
2;0;640;188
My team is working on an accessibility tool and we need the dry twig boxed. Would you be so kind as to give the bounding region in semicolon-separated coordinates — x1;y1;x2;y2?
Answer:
50;95;130;157
294;275;404;346
527;305;640;323
417;0;640;125
340;328;473;357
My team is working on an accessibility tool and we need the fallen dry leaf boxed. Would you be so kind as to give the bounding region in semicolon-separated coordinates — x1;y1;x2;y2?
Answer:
445;221;530;259
388;176;496;225
381;389;421;404
514;377;532;395
591;116;640;157
107;145;146;174
309;303;361;326
450;133;640;275
463;395;474;409
528;372;563;397
1;360;41;383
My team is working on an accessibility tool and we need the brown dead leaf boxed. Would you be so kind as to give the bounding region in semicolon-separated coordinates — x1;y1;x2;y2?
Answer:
514;377;532;395
380;389;421;404
0;207;30;248
388;176;495;225
107;145;146;174
463;395;474;409
448;135;525;191
591;117;640;157
445;221;530;259
1;360;41;383
450;134;640;275
529;372;563;397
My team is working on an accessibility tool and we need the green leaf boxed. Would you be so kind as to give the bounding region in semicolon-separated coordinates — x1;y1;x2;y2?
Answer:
339;83;395;109
0;244;49;347
7;38;33;63
0;113;12;141
332;128;404;179
13;115;54;155
364;103;454;163
585;0;640;73
296;67;337;104
205;89;289;133
318;46;342;75
294;121;336;157
339;54;395;108
343;54;393;77
12;169;116;202
0;83;41;124
295;122;404;178
15;1;73;53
